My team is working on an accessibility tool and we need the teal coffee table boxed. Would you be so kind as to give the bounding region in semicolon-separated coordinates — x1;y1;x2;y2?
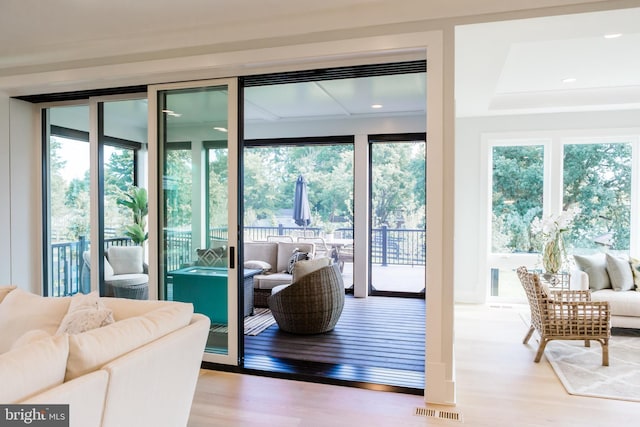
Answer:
170;267;260;323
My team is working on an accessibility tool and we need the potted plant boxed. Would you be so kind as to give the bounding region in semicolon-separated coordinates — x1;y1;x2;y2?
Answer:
117;186;148;245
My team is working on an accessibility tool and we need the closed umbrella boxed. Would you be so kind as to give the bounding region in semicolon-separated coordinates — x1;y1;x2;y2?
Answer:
293;174;311;229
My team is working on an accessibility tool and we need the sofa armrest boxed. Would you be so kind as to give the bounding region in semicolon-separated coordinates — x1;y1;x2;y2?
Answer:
21;370;108;427
569;269;589;291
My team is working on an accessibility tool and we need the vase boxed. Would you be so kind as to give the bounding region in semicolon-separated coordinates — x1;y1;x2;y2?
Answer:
542;233;562;274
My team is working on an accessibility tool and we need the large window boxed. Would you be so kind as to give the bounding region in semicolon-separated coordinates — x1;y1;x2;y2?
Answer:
486;133;639;300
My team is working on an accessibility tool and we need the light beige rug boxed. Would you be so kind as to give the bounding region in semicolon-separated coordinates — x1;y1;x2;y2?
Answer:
545;337;640;402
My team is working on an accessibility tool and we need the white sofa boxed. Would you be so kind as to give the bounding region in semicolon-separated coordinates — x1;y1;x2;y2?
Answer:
570;253;640;329
243;241;315;307
0;286;209;427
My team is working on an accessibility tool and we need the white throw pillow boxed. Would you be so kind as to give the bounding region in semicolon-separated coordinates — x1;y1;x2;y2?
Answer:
606;254;634;292
292;257;332;283
108;246;144;275
57;291;115;335
243;260;272;272
10;329;51;350
0;334;69;403
0;289;70;353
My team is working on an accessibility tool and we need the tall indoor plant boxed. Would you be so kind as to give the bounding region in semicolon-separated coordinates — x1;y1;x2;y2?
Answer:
117;186;148;245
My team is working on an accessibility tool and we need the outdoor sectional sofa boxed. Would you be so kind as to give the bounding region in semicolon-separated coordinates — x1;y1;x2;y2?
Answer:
0;286;209;427
244;241;315;307
570;253;640;328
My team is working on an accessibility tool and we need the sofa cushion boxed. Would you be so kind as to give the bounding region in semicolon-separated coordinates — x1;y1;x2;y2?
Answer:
57;291;115;335
287;250;311;274
108;246;144;275
254;273;295;290
591;289;640;317
606;254;634;292
101;298;180;321
574;254;611;291
292;257;332;282
0;334;69;403
244;260;272;272
244;242;278;272
11;329;51;350
0;285;16;303
65;302;194;380
0;289;71;353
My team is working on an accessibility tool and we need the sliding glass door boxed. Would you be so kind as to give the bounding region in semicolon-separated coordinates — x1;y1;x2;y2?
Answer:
152;79;239;364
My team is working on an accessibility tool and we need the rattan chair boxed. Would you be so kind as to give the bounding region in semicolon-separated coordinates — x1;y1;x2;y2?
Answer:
516;266;611;365
268;264;345;334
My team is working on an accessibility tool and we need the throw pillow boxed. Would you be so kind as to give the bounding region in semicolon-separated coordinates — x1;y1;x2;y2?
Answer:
292;256;332;282
574;254;611;291
10;329;51;350
107;246;144;275
243;260;272;272
286;250;310;274
605;254;634;292
0;289;71;353
630;257;640;291
196;247;227;267
57;291;114;335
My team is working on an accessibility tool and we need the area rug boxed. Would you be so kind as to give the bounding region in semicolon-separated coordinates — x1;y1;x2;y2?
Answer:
209;308;276;336
545;336;640;402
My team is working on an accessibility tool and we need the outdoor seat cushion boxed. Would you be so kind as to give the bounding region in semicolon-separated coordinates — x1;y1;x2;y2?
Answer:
253;273;294;290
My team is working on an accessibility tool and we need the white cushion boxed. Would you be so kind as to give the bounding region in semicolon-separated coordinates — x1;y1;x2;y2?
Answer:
271;284;289;295
0;289;71;353
591;289;640;317
66;302;194;380
605;254;634;291
244;260;272;272
0;334;69;403
276;242;314;273
292;256;332;282
11;329;51;350
57;291;115;335
253;273;294;290
108;246;144;275
574;253;611;291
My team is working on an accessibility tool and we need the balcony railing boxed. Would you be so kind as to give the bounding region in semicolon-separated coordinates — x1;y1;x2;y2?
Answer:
49;226;425;297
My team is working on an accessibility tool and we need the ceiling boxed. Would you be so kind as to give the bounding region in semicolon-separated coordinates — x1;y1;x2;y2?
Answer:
3;1;637;120
456;7;640;117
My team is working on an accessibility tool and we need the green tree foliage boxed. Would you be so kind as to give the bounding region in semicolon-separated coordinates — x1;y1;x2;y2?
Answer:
563;143;631;251
491;146;544;252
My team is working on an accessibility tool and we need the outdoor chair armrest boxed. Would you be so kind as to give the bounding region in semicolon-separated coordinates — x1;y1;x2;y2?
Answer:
548;290;591;302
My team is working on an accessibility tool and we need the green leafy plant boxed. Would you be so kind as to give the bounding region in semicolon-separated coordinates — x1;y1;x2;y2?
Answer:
117;186;148;245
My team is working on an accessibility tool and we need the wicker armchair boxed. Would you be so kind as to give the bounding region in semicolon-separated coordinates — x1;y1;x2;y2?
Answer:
268;264;345;334
516;266;610;365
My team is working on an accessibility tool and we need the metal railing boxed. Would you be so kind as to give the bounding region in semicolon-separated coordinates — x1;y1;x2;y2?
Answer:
50;225;425;297
49;236;134;297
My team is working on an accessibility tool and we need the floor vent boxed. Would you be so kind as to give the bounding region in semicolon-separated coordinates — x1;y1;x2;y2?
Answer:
414;407;463;422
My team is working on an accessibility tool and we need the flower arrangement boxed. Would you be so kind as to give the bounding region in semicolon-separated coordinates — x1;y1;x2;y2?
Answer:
530;206;580;274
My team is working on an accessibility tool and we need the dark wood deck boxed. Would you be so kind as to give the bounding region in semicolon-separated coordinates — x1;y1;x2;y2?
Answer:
243;294;425;393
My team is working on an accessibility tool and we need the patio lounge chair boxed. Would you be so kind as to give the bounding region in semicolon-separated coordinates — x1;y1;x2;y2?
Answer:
268;263;345;334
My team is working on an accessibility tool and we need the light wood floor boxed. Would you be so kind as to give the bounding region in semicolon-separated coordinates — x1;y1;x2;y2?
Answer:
188;303;638;427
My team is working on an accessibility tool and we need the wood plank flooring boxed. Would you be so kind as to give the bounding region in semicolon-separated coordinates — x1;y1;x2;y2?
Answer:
243;295;425;391
189;304;640;427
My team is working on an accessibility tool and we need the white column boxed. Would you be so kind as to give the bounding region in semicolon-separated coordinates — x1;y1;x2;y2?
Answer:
353;133;369;298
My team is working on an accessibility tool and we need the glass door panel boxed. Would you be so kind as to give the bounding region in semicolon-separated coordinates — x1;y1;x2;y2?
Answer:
100;98;149;298
44;105;91;297
156;81;237;362
369;138;425;296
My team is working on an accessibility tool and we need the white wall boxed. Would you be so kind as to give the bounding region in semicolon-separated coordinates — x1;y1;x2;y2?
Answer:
455;109;640;303
0;93;10;285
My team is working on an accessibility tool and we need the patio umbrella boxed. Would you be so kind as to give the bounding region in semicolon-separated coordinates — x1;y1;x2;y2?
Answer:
293;174;311;229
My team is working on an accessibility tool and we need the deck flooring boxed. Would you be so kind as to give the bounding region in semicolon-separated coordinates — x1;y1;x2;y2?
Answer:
243;294;425;392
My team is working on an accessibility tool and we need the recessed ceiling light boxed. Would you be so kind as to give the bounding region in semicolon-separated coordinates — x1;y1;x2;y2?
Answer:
562;77;577;84
213;127;228;132
371;104;383;109
604;33;622;39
